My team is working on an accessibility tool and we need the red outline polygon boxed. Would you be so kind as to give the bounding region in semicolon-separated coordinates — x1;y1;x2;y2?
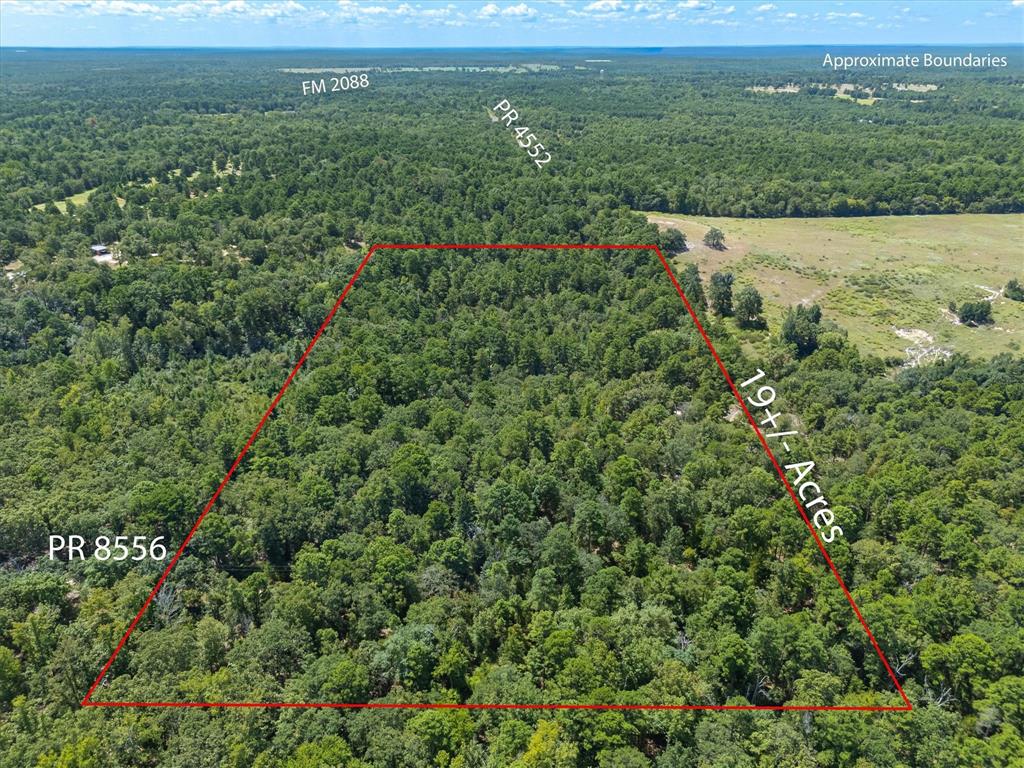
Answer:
82;244;913;712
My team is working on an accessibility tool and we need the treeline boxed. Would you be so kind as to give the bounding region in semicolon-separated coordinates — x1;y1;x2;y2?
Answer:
3;47;1024;266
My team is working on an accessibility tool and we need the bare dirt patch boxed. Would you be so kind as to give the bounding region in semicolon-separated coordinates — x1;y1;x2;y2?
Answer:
745;84;800;94
893;327;952;367
889;83;938;92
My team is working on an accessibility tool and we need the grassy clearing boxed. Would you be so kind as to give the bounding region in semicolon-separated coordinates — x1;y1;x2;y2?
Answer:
34;188;95;212
834;92;878;106
36;167;205;211
646;212;1024;361
34;188;126;213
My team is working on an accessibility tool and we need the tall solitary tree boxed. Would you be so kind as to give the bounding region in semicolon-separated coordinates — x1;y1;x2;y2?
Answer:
735;285;766;329
709;272;735;316
703;227;726;250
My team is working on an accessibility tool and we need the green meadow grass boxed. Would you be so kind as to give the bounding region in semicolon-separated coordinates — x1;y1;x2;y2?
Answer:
646;212;1023;360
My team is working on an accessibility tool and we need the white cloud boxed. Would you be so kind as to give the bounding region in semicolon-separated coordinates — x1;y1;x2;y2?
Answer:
334;1;417;20
476;2;538;19
826;10;870;19
163;2;203;17
4;0;926;33
81;0;164;15
3;0;317;18
0;0;733;25
1013;0;1024;6
501;2;537;16
0;1;52;15
569;0;629;17
209;0;245;15
99;1;162;13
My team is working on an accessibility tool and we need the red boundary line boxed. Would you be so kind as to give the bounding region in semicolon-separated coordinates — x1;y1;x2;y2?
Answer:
82;243;912;712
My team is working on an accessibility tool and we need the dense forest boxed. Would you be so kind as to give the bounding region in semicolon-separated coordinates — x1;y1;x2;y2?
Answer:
1;49;1023;767
2;46;1023;254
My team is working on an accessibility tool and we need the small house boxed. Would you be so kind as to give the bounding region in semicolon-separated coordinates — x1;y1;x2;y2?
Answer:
90;244;120;267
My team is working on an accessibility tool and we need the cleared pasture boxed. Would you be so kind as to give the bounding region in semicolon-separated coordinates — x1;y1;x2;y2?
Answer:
647;212;1024;360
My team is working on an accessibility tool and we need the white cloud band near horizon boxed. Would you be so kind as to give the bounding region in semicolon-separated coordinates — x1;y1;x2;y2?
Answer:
1;0;1020;47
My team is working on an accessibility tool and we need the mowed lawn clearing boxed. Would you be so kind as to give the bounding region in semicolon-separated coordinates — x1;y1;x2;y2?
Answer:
645;212;1024;361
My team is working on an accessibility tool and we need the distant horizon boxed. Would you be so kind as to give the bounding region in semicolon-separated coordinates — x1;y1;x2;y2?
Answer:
3;1;1022;49
4;43;1022;51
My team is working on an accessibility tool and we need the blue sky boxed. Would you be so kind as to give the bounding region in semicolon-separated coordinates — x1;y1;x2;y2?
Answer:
1;1;1022;48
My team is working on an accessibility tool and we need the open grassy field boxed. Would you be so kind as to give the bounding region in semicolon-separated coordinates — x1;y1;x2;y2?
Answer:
30;166;206;213
32;188;96;212
33;187;126;212
646;212;1024;362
